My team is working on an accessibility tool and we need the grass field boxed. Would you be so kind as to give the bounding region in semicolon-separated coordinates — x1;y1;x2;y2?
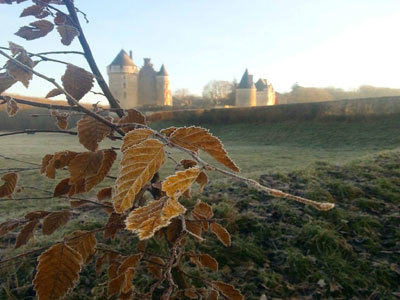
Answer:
1;115;400;299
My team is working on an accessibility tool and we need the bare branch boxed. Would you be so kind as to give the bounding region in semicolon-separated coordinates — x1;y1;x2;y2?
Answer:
0;129;77;137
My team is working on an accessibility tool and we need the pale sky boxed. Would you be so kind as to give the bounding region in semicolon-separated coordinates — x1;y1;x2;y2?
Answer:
1;0;400;103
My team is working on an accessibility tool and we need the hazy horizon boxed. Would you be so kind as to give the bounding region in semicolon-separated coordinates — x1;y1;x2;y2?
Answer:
1;0;400;103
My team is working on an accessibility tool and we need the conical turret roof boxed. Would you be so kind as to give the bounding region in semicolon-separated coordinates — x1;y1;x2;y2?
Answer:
237;69;254;89
255;78;268;91
109;49;135;67
157;64;168;76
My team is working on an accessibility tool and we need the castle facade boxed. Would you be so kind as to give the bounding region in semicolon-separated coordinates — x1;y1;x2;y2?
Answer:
107;50;172;108
235;69;276;107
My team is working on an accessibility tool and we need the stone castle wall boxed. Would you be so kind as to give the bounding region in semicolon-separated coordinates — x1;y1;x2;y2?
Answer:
236;88;257;107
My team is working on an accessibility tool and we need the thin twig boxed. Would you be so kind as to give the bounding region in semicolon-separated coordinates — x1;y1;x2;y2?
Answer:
0;49;125;136
0;129;77;137
63;0;123;116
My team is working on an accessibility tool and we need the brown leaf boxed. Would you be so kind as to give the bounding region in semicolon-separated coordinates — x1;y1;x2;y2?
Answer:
108;272;125;296
186;220;203;241
15;20;54;40
184;288;198;299
169;126;240;172
121;128;153;152
15;219;39;248
20;4;43;17
210;222;231;247
160;126;176;137
51;110;69;130
192;201;213;231
57;24;78;46
198;254;218;271
95;252;108;275
0;172;18;198
208;289;219;300
180;159;197;169
8;42;25;55
46;88;63;98
54;11;66;25
147;257;165;279
166;218;182;243
104;212;125;240
118;254;142;274
6;51;34;88
97;187;112;201
43;151;78;179
162;167;201;199
61;64;94;101
70;199;90;208
42;210;71;235
53;178;71;197
24;210;50;221
211;281;244;300
118;108;147;132
6;99;19;117
113;139;165;213
65;230;97;264
68;151;103;184
0;72;17;93
85;149;117;191
33;243;83;300
197;171;209;191
126;197;185;240
77;115;112;151
68;178;86;197
0;219;20;237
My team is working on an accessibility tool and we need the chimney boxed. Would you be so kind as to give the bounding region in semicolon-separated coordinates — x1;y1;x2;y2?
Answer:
129;50;132;59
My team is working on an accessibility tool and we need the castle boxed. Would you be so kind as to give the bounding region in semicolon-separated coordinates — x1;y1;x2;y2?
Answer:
235;69;276;107
107;50;172;108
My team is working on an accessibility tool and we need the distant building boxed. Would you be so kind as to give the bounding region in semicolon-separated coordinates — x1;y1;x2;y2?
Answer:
107;49;172;108
235;69;276;107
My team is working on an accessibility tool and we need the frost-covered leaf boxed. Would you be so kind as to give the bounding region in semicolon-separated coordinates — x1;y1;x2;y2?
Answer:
15;219;39;248
118;108;146;132
85;149;116;191
210;222;231;247
162;167;201;198
42;210;71;235
57;24;78;46
113;139;165;213
68;151;102;184
33;243;83;300
65;230;97;264
61;64;93;102
6;51;34;88
211;281;244;300
0;172;18;198
77;115;111;151
6;99;19;117
125;197;185;240
15;20;54;40
121;128;153;152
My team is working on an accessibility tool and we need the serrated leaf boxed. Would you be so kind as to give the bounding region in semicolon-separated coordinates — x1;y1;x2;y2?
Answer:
169;126;240;172
0;172;18;198
6;99;19;117
160;126;176;137
15;20;54;40
147;257;165;279
0;219;20;237
77;115;112;151
24;210;50;221
210;222;231;247
42;151;77;179
46;88;63;98
162;167;201;198
125;197;185;240
15;219;39;248
208;289;219;300
121;129;153;152
186;220;202;240
20;4;43;17
6;51;34;88
85;149;117;191
65;230;97;264
198;254;218;271
42;210;71;235
211;281;244;300
97;187;112;200
33;243;83;300
118;109;146;132
104;212;125;240
113;139;165;213
51;110;69;130
0;72;17;93
68;151;102;184
61;64;94;102
57;24;78;46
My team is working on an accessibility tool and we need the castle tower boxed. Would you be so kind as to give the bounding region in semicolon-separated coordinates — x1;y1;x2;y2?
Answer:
255;79;269;106
235;69;256;107
156;65;172;106
107;49;139;109
138;58;157;106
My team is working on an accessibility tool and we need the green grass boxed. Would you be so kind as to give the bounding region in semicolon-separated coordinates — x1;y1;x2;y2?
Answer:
1;116;400;299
